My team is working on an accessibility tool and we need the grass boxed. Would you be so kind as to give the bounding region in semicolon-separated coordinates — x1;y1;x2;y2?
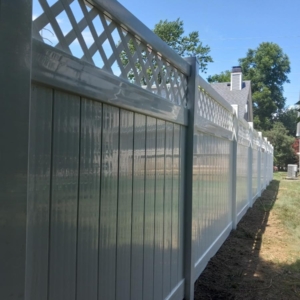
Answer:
273;172;300;242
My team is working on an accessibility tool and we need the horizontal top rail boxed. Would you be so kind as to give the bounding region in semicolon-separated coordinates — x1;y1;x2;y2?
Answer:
31;39;188;126
88;0;191;76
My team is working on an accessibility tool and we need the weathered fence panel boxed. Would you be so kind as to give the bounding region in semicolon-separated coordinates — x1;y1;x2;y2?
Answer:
1;0;274;299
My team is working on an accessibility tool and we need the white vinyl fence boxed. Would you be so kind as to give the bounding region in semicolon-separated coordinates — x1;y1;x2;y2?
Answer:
0;1;273;299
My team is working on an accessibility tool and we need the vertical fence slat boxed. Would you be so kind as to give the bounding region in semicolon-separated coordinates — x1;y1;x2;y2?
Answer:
163;122;173;298
49;91;80;300
131;113;146;300
116;110;134;300
154;120;166;300
98;104;119;300
171;124;180;288
143;117;156;300
77;99;102;300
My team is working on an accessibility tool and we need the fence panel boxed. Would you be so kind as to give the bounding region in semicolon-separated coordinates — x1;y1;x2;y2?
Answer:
193;133;232;278
192;75;234;281
236;144;249;219
252;130;259;201
261;143;266;189
236;120;250;222
26;86;186;300
1;1;275;299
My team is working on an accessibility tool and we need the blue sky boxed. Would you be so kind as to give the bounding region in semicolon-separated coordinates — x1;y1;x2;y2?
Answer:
118;0;300;107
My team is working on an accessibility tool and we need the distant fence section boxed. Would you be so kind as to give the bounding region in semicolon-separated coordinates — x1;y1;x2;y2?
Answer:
0;0;273;299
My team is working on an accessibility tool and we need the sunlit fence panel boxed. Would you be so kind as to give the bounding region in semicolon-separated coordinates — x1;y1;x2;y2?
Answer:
192;132;232;278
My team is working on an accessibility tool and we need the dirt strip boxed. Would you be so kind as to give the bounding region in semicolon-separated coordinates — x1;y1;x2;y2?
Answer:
194;178;300;300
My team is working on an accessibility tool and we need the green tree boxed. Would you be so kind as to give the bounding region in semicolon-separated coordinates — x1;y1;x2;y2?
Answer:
295;100;300;123
153;18;213;73
275;107;298;136
263;122;296;167
207;70;231;83
239;42;290;130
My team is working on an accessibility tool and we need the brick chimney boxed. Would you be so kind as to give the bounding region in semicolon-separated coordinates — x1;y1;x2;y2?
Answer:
231;66;242;91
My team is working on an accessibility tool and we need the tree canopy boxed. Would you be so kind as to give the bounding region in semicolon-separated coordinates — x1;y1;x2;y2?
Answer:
263;122;297;167
207;70;231;83
153;18;213;73
296;100;300;123
275;107;298;136
239;42;290;130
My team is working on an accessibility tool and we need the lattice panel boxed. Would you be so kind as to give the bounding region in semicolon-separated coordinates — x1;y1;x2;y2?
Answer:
32;0;188;106
237;121;250;146
197;86;234;132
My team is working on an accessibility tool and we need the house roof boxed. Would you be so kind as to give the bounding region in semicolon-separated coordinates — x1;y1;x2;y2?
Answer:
210;80;252;121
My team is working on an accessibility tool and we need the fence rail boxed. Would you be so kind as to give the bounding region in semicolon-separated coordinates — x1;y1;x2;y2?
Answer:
0;1;273;299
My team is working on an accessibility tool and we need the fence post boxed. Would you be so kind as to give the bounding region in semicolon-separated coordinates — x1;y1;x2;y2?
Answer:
264;137;268;188
231;105;238;230
266;141;270;186
182;57;198;300
268;141;272;183
271;145;274;181
248;122;253;207
0;0;32;299
257;132;262;197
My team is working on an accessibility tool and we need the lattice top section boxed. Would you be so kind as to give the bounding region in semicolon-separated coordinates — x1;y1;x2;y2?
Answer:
237;121;250;146
32;0;188;106
196;85;234;132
